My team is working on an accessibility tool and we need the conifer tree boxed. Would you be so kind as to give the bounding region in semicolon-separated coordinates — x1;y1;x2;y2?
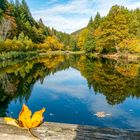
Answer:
84;31;96;53
93;12;101;30
0;0;8;12
87;16;94;28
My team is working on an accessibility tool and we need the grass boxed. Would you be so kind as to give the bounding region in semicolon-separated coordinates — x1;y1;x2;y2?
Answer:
0;51;39;61
0;50;85;61
38;50;85;56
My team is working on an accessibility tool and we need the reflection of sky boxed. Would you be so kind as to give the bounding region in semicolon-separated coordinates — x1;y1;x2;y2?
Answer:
8;67;140;130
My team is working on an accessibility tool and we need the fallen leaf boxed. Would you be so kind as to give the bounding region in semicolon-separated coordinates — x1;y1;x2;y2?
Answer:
18;104;32;128
95;112;111;118
4;104;45;129
30;108;45;128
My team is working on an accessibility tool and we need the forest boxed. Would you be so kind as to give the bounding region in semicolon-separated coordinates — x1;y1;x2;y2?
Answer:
1;0;140;59
72;5;140;55
0;0;70;59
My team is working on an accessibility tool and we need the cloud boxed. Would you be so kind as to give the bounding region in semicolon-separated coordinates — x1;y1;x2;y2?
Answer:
31;0;140;33
32;0;93;33
36;68;88;99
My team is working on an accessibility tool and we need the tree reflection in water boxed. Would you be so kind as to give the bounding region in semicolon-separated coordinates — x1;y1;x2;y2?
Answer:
0;54;140;116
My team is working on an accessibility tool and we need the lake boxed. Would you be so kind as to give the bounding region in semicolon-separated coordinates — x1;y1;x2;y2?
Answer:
0;55;140;130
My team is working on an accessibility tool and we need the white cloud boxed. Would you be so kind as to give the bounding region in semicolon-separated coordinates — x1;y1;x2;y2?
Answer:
31;0;140;33
36;68;88;99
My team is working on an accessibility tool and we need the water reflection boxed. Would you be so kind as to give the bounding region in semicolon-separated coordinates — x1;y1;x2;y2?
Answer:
0;55;140;129
76;56;140;105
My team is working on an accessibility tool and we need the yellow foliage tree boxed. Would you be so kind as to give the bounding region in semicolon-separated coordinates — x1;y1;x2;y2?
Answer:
77;29;89;50
39;36;64;51
117;39;140;53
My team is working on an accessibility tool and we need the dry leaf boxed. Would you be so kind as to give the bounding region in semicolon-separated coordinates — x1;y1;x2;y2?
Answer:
31;108;45;128
18;104;32;128
95;112;111;118
4;104;45;129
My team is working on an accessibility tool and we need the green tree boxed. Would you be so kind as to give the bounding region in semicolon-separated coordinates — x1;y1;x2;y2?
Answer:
92;12;101;30
84;32;96;53
0;0;8;12
18;32;25;41
87;16;94;28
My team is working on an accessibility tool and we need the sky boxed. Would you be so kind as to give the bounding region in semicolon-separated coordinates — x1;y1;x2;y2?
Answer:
25;0;140;33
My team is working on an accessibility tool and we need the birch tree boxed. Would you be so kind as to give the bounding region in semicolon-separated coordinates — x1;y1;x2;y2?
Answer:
0;18;12;40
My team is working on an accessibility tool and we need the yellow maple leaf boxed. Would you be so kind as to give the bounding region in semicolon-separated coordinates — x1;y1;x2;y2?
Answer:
4;104;45;129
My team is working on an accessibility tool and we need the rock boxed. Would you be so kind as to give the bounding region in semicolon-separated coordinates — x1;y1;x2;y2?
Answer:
0;118;140;140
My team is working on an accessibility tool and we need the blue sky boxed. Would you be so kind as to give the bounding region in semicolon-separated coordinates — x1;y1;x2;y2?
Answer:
24;0;140;33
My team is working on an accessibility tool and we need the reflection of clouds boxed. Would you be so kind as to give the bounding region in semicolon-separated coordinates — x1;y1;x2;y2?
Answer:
88;95;123;117
127;118;140;129
35;67;140;129
88;95;140;129
37;68;88;99
47;68;86;83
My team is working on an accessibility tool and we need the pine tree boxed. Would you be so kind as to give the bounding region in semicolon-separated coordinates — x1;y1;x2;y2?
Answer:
21;0;32;17
87;16;94;28
83;13;101;52
18;32;25;41
93;12;101;30
38;18;45;28
0;0;8;12
84;31;96;53
15;0;20;8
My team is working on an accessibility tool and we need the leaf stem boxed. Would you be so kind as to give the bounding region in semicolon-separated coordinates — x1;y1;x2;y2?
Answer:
28;128;40;140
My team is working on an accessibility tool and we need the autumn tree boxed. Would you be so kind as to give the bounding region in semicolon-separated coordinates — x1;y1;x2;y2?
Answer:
128;9;140;37
40;36;64;51
77;28;89;50
95;5;129;53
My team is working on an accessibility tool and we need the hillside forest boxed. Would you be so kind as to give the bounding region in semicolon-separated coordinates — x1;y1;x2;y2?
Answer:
72;5;140;55
1;0;140;59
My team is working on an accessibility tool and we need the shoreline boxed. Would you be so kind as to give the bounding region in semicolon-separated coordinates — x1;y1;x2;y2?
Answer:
0;118;140;140
0;51;140;62
101;53;140;61
0;51;84;61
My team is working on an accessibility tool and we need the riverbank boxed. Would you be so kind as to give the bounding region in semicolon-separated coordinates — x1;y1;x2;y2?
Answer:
0;118;140;140
0;51;140;62
39;50;85;56
101;53;140;61
0;51;39;61
87;53;140;62
0;51;84;61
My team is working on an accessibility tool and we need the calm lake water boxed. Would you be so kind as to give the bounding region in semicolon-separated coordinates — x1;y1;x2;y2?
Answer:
0;55;140;130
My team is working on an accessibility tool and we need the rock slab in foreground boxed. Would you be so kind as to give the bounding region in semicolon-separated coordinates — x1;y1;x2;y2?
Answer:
0;118;140;140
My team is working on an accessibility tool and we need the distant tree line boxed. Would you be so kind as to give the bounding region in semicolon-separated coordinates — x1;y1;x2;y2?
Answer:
71;5;140;54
